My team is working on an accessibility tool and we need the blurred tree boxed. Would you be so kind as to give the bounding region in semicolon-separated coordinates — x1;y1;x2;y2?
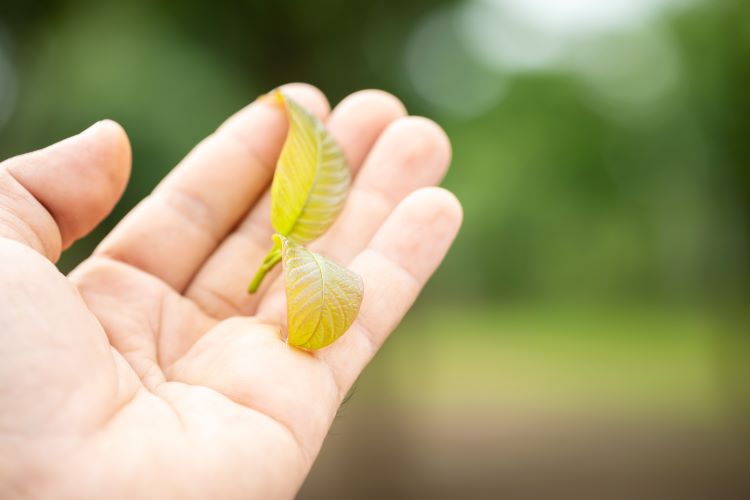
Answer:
0;0;747;306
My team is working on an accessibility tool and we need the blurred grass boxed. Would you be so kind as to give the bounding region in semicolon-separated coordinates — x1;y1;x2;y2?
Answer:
302;301;750;499
362;302;746;423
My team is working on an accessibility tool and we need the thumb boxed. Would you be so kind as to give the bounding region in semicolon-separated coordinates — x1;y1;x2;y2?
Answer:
0;120;131;261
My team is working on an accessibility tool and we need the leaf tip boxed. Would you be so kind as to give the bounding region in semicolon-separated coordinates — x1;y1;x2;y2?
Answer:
255;88;286;107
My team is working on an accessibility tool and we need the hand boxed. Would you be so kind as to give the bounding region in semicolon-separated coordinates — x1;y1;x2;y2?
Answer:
0;84;461;499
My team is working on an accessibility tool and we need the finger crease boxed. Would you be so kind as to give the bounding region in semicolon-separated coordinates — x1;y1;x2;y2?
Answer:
234;218;275;251
362;247;423;290
350;182;400;209
216;130;276;178
1;169;61;258
157;188;222;244
190;285;244;319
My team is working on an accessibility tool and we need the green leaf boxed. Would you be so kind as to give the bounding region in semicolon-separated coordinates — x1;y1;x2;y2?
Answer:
276;234;363;350
248;89;350;292
271;90;350;242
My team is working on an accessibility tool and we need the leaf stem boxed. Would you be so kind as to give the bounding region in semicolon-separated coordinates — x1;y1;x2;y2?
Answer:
248;241;283;293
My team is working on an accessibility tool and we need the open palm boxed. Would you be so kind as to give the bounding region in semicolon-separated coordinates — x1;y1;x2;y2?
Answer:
0;84;461;499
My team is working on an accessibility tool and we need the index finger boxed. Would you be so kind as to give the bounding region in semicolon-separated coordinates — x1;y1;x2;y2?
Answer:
93;83;330;291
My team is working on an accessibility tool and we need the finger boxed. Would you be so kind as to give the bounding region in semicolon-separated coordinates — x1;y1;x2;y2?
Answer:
185;90;407;318
0;120;131;261
260;187;462;396
311;116;451;262
0;239;131;434
95;83;330;292
254;116;451;316
327;89;408;169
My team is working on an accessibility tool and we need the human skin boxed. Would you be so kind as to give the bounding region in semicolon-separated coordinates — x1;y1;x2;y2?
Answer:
0;84;462;499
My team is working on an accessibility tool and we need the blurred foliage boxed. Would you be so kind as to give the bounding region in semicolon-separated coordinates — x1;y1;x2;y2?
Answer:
1;0;747;310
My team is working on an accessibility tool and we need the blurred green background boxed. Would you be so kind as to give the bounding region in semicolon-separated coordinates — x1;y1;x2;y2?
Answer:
1;0;748;497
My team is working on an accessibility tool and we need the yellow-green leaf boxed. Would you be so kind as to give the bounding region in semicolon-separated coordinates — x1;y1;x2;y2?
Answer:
248;89;350;293
276;234;363;350
271;90;350;243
